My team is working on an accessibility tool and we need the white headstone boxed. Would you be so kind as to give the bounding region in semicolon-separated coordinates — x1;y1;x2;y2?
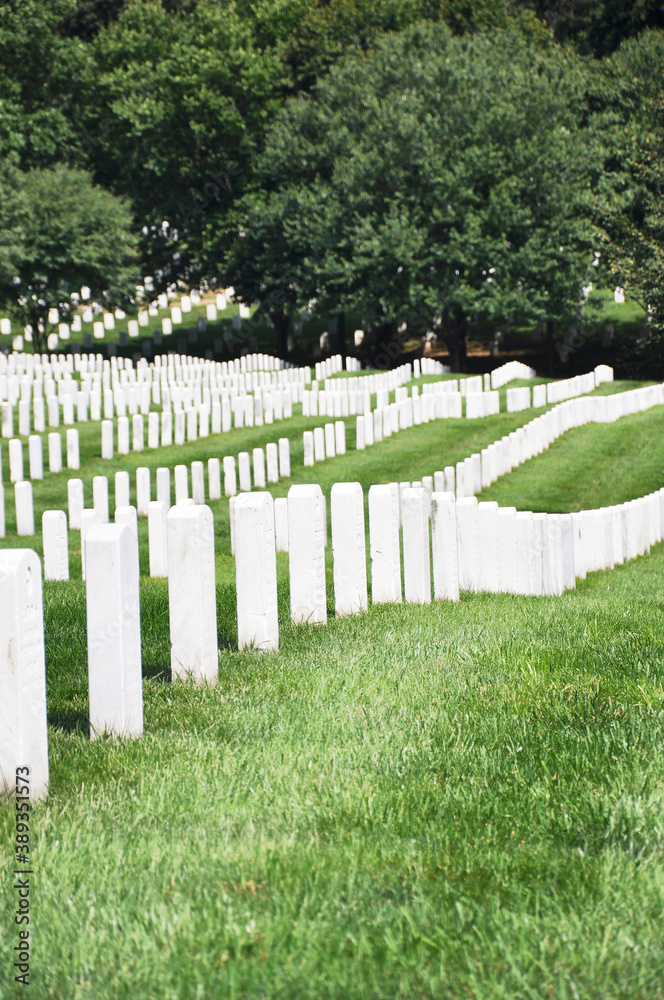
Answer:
208;457;221;500
477;501;500;593
191;460;206;504
303;431;314;467
148;500;168;577
9;438;23;482
136;466;150;515
252;447;266;488
497;506;517;593
235;492;279;651
167;504;218;684
368;483;402;604
278;437;291;478
48;432;62;473
15;481;35;536
238;451;251;492
331;482;367;616
223;455;237;497
266;442;279;483
174;464;189;504
66;427;80;469
287;484;327;624
274;496;289;552
0;549;49;799
42;510;69;581
101;419;113;459
430;492;459;601
28;435;43;480
117;415;130;455
67;478;84;530
85;523;143;739
92;475;110;523
80;508;101;579
401;487;431;604
156;467;171;508
456;497;479;592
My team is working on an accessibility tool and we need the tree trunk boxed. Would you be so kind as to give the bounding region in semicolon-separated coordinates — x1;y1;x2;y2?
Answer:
28;310;48;356
546;319;555;377
373;321;401;369
441;306;467;372
270;309;291;358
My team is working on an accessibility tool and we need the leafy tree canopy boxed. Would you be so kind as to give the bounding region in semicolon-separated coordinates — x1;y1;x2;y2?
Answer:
0;165;139;354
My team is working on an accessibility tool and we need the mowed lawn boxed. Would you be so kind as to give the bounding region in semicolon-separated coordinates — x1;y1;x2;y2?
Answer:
1;381;664;999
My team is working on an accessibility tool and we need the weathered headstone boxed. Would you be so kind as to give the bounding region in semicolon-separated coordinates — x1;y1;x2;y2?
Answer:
148;500;168;578
167;504;218;684
331;482;368;616
0;548;49;799
86;523;143;739
303;431;314;467
402;487;431;604
287;484;327;624
223;455;237;497
274;496;289;552
92;475;110;523
430;491;459;601
15;481;35;536
42;510;69;581
235;492;279;651
66;428;80;470
191;460;206;504
368;483;402;604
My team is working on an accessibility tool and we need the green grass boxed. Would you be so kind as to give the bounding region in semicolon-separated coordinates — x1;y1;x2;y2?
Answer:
1;381;664;999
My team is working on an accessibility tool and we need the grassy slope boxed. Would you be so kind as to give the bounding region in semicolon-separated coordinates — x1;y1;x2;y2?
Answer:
0;382;663;999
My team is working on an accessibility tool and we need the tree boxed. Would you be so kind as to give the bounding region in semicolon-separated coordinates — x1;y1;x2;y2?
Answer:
232;24;596;369
589;30;664;373
0;165;138;355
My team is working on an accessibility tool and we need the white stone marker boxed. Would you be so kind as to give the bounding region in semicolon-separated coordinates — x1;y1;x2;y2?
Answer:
174;464;189;504
401;487;431;604
66;428;80;469
156;467;171;508
266;442;279;483
15;481;35;536
253;447;266;488
148;500;168;578
368;483;402;604
114;505;139;570
477;501;500;593
48;432;62;473
92;475;110;523
85;523;143;740
238;451;251;492
42;510;69;581
191;461;206;504
208;458;221;501
303;431;314;467
331;482;368;616
132;413;144;452
559;513;576;590
167;504;218;684
9;438;23;482
515;511;535;595
278;438;291;478
542;514;565;596
101;419;114;459
67;478;84;530
80;508;101;579
28;435;43;480
0;548;49;799
223;455;237;497
117;415;130;455
235;492;279;651
497;506;517;594
456;497;479;592
288;484;327;625
136;467;150;515
334;421;346;456
356;414;366;451
324;422;336;459
430;491;459;602
114;470;130;510
313;426;325;462
274;496;289;553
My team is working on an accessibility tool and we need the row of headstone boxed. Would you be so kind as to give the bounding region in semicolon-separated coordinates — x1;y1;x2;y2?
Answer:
232;480;664;651
465;391;500;419
490;361;536;389
457;382;664;498
303;423;347;465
